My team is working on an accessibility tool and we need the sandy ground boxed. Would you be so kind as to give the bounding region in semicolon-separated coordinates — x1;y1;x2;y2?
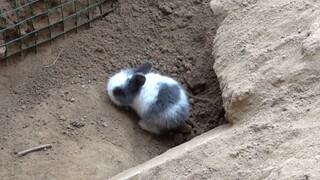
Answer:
111;0;320;179
0;0;225;179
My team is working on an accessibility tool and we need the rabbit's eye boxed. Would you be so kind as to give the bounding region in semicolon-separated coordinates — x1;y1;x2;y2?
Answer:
113;87;124;96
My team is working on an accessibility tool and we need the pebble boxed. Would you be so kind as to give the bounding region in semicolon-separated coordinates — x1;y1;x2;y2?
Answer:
159;5;173;14
184;12;195;19
132;4;140;12
185;62;192;70
70;98;75;102
189;98;195;105
58;103;63;109
177;22;187;28
177;55;183;60
96;47;104;52
187;79;207;94
298;28;302;34
159;23;165;27
59;115;66;121
70;121;85;128
172;66;178;72
102;122;107;127
67;125;74;130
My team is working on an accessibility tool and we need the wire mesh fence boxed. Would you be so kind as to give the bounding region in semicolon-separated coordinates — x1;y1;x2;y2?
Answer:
0;0;117;60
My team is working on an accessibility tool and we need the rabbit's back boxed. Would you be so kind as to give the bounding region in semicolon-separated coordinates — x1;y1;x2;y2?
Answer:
131;73;179;114
132;73;189;131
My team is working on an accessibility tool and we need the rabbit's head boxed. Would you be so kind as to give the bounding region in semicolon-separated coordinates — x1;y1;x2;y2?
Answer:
107;61;153;106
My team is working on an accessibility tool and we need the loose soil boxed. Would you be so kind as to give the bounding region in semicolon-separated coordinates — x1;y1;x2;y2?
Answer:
0;0;225;179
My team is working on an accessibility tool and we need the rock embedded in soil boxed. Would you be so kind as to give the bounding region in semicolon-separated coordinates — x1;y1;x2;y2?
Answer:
102;122;107;127
184;12;195;19
59;115;66;121
158;4;173;14
70;121;85;128
177;21;188;28
186;78;207;94
189;98;195;105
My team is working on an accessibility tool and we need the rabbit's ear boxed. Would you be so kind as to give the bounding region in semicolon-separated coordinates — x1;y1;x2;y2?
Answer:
134;61;153;74
129;73;146;92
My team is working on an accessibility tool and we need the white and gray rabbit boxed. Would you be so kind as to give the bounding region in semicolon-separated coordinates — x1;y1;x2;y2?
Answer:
107;61;190;135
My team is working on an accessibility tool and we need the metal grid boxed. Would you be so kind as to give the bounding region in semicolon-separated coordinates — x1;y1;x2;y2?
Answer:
0;0;117;60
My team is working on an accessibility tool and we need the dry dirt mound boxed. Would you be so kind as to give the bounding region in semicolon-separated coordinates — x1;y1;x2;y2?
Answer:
0;0;224;179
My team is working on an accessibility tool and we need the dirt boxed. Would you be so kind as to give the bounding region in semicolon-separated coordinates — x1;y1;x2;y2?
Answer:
0;0;224;179
0;0;115;59
110;0;320;179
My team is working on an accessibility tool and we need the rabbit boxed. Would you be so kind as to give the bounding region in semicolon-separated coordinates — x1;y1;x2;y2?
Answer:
107;61;190;135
